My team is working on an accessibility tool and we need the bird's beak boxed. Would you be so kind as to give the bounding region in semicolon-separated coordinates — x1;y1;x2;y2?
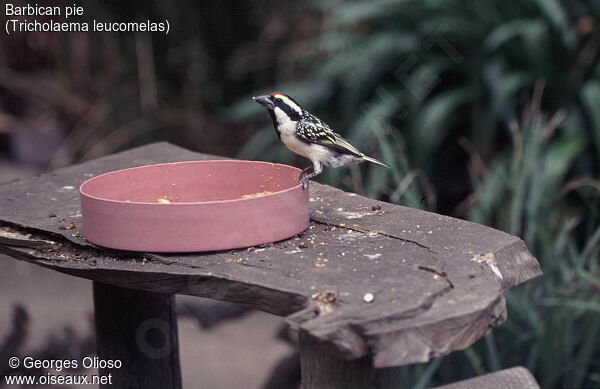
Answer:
253;95;275;110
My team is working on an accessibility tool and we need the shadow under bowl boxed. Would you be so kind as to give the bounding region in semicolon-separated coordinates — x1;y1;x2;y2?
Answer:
79;160;309;252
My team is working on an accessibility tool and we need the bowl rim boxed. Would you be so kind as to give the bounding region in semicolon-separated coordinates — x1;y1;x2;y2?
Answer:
79;160;304;206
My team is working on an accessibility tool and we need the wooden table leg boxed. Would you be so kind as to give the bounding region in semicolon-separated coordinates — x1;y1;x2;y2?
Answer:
93;282;182;389
299;331;401;389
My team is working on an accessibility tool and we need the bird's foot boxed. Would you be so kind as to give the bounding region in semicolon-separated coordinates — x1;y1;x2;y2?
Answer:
298;172;310;190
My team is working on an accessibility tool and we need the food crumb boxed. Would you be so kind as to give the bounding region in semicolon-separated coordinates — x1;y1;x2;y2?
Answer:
156;198;171;204
241;191;273;199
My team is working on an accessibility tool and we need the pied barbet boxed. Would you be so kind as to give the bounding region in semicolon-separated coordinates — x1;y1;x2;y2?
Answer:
253;92;388;189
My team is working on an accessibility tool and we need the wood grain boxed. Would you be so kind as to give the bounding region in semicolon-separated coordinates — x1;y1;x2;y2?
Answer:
299;331;401;389
93;282;181;389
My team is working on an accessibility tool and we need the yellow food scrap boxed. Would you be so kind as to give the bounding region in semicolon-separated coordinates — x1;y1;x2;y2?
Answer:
156;198;171;204
241;191;273;199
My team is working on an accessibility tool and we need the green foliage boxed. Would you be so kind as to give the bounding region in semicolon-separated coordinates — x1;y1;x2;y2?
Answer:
4;1;299;166
232;0;600;387
463;102;599;389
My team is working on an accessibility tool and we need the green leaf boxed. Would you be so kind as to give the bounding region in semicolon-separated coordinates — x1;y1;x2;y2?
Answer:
334;0;412;25
581;81;600;165
543;135;586;185
483;19;538;52
412;358;442;389
410;85;479;168
532;0;569;31
540;298;600;313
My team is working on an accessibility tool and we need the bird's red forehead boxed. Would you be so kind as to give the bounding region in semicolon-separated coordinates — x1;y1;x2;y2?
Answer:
271;92;284;97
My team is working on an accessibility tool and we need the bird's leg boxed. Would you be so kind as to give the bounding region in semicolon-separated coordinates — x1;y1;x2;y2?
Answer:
298;162;323;190
298;166;312;189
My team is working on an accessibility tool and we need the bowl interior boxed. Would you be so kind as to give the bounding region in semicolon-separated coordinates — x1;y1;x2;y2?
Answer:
81;160;301;203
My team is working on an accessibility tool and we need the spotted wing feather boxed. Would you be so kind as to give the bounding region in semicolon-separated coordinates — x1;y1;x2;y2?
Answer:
295;113;363;157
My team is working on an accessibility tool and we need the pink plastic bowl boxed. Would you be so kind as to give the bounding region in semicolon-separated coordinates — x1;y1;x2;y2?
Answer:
79;160;309;252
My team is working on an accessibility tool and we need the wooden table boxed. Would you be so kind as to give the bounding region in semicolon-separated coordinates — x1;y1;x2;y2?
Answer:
0;143;542;388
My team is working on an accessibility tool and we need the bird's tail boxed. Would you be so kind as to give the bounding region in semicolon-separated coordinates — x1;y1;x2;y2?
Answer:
362;155;389;168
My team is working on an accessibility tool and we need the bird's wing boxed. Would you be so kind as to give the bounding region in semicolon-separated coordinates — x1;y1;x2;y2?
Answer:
296;115;363;157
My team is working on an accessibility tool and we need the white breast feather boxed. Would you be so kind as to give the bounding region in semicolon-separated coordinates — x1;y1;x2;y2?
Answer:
273;107;296;136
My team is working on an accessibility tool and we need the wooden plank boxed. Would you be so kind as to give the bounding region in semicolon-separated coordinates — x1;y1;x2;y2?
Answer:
433;366;539;389
0;142;542;367
299;331;401;389
93;282;181;389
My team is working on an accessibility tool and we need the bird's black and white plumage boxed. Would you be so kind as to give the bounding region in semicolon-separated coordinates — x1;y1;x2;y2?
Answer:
253;92;388;188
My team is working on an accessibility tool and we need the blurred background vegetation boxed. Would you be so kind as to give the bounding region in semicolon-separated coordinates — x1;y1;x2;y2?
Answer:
1;0;599;387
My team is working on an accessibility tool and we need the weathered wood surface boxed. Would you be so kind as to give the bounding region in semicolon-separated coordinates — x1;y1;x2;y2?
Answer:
93;282;181;389
299;331;401;389
0;142;542;367
433;366;539;389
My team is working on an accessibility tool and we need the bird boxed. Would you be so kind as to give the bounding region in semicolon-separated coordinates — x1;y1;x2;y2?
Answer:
253;92;388;189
